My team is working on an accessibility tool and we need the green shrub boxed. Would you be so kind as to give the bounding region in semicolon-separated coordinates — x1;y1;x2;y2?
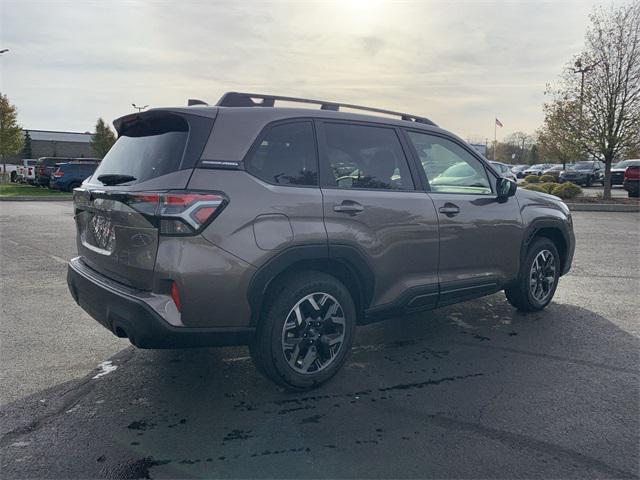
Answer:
551;182;582;199
524;175;540;183
540;182;557;193
523;183;547;193
523;182;556;195
539;175;556;183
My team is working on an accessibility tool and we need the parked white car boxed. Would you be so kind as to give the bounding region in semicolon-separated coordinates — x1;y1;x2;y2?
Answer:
21;159;37;184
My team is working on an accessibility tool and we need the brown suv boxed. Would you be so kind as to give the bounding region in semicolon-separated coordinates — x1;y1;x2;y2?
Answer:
67;92;575;389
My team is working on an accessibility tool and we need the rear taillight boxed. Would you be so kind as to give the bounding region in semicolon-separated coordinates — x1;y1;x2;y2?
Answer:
126;191;227;236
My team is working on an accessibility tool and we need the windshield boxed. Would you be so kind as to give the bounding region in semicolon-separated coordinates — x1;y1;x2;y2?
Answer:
614;160;640;169
572;161;595;169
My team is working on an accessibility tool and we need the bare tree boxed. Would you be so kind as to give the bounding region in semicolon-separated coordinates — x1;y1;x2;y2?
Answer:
545;2;640;198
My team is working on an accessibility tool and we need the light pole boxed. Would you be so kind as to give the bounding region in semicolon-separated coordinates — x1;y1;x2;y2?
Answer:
132;103;148;112
573;58;597;110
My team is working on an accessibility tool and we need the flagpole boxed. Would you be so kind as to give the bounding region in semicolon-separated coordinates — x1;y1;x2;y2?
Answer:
493;116;497;161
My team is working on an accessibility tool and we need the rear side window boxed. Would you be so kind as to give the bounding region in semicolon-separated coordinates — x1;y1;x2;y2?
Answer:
321;123;414;190
246;121;318;186
79;164;97;175
92;114;188;185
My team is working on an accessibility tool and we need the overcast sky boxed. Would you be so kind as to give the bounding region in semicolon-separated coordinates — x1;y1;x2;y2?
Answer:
0;0;617;141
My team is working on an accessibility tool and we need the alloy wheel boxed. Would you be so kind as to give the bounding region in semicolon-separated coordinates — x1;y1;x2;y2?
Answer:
529;249;556;303
281;292;346;375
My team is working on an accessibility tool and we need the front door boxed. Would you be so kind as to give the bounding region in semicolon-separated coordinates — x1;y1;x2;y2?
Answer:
405;131;523;304
317;121;440;314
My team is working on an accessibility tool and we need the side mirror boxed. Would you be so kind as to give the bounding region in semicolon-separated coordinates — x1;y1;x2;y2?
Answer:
497;177;517;200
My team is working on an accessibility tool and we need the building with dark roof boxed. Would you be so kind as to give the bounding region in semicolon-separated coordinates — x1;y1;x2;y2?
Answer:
6;129;95;163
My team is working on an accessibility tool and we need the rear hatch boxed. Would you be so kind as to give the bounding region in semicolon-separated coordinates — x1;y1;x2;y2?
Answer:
73;109;216;290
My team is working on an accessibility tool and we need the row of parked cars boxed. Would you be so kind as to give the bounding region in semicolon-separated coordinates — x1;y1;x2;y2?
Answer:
13;157;101;192
506;160;640;196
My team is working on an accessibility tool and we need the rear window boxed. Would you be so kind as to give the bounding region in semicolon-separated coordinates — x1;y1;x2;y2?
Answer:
245;121;318;186
92;115;188;185
78;164;97;175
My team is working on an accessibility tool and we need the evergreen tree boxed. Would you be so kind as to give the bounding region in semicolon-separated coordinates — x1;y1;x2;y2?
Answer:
90;118;116;158
21;130;33;158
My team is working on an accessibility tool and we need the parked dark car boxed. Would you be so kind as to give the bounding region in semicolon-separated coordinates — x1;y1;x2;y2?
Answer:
67;92;575;390
611;159;640;186
50;161;100;192
35;157;68;187
36;157;100;187
558;161;604;186
623;164;640;198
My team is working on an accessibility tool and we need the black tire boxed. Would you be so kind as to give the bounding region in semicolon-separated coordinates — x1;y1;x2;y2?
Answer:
629;190;639;198
66;182;80;192
249;271;356;390
505;238;560;312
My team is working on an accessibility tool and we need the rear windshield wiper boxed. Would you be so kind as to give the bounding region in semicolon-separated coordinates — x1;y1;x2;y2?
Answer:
97;174;137;186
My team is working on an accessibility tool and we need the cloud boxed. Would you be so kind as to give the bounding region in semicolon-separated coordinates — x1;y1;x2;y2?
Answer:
359;36;386;56
0;0;601;139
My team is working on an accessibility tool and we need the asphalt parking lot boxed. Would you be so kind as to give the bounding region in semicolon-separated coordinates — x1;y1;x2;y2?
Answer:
0;201;638;479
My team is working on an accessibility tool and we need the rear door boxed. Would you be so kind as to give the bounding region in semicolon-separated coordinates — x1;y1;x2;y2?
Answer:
405;131;523;303
318;121;440;313
74;110;214;290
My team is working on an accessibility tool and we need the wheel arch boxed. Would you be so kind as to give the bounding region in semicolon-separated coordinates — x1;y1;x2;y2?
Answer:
247;245;374;326
521;220;571;276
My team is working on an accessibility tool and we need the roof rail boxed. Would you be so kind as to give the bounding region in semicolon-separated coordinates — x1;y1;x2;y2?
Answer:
215;92;437;126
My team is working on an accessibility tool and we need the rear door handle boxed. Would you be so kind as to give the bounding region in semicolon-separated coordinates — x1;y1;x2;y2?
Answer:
333;201;364;214
438;203;460;216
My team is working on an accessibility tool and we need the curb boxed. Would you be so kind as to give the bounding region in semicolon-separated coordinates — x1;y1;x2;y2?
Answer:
0;196;73;202
567;203;640;212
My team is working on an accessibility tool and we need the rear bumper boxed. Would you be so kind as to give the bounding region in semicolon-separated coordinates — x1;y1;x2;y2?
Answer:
67;257;254;348
623;180;639;193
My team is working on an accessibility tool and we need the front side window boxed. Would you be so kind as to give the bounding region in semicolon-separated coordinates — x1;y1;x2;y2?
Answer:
246;122;318;186
407;131;492;194
321;123;414;190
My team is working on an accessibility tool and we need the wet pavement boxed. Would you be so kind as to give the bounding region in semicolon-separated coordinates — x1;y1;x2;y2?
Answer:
0;204;638;479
